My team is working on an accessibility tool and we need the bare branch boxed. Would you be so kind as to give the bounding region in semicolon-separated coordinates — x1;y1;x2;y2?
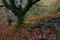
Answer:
2;0;13;10
22;0;40;15
9;0;20;10
19;0;22;10
2;0;21;16
26;0;40;8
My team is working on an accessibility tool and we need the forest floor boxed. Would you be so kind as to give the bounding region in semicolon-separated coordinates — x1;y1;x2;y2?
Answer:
0;12;60;40
0;22;60;40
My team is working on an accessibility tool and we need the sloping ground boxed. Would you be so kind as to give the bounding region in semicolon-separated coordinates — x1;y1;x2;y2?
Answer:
0;11;60;40
0;22;16;40
0;20;60;40
0;22;15;34
0;23;60;40
55;22;60;39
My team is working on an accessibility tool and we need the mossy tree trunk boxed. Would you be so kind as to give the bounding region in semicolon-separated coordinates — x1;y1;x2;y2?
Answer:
17;15;24;25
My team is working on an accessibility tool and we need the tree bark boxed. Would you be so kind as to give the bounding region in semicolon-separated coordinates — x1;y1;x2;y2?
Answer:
15;14;25;28
17;15;24;24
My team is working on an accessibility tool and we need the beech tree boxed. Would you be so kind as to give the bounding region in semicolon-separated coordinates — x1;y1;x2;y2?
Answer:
2;0;40;27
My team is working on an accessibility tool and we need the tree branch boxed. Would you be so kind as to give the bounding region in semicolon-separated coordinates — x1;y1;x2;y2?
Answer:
2;0;21;16
18;0;22;10
2;0;13;10
22;0;40;16
9;0;20;10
